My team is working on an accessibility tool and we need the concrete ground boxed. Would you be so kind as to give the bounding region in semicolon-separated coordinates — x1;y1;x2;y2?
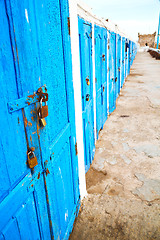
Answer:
70;52;160;240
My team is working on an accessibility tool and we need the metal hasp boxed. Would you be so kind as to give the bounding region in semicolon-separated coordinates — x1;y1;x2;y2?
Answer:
8;86;48;113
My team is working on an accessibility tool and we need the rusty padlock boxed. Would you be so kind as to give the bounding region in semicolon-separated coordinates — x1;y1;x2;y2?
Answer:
27;150;38;169
39;97;48;119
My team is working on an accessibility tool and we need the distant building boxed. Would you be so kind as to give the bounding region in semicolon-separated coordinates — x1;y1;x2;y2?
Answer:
138;32;156;48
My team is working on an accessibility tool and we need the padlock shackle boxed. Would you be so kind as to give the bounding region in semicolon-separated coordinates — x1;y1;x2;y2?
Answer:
28;150;35;159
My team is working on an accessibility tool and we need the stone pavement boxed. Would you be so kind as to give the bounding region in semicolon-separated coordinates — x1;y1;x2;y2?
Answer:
70;51;160;240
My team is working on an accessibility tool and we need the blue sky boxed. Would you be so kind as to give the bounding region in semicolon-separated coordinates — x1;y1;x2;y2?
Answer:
83;0;160;41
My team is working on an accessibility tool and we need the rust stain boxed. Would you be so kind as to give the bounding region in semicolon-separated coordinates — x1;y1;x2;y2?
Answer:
18;117;20;124
32;131;36;134
36;121;40;137
45;160;48;165
75;142;78;155
37;173;40;179
28;93;36;99
43;178;53;238
46;168;50;176
30;110;36;114
67;17;70;35
49;220;52;228
30;147;35;152
28;121;32;127
31;184;34;188
31;116;34;121
30;135;33;145
37;87;42;93
15;38;19;65
24;117;28;127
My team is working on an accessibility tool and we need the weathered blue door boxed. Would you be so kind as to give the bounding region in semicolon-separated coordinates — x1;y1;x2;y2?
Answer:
78;18;95;172
116;34;121;97
128;40;131;75
101;29;108;127
95;26;108;137
121;37;125;88
109;31;116;114
0;1;80;240
125;38;128;78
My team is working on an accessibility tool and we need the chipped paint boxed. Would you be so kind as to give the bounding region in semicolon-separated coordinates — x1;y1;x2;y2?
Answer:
28;121;32;127
30;135;33;145
46;168;50;176
25;9;29;23
65;210;68;221
24;117;28;127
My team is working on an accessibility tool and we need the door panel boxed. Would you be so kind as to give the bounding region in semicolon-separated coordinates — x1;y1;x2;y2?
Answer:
121;37;125;88
101;29;108;126
109;31;116;114
0;174;51;240
116;34;121;96
95;26;108;138
78;18;95;173
95;26;102;136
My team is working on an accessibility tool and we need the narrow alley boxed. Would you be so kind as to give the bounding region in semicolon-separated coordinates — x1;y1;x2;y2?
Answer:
70;51;160;240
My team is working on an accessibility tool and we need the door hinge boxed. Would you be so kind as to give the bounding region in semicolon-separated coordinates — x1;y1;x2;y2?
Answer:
67;17;70;35
75;142;78;155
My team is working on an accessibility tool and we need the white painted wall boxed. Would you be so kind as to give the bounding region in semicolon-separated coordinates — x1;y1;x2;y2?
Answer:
68;0;87;199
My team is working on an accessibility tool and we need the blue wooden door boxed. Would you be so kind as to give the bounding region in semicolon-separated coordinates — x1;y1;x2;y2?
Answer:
78;18;95;173
109;31;116;114
128;40;131;75
0;1;80;240
125;38;128;78
95;26;108;137
121;37;125;88
101;29;108;127
116;34;121;97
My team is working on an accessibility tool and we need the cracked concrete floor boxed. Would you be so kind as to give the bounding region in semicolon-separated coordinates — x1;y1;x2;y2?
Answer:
69;51;160;240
